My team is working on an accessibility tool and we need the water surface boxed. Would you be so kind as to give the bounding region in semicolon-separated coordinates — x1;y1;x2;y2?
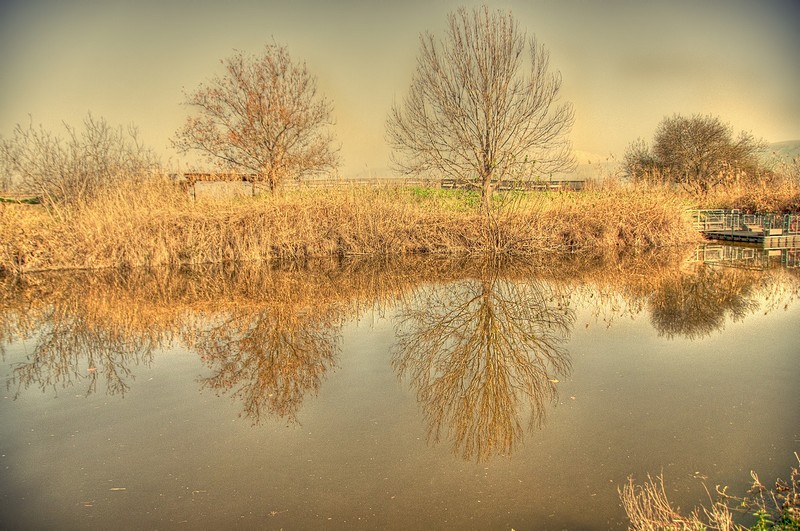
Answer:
1;248;798;529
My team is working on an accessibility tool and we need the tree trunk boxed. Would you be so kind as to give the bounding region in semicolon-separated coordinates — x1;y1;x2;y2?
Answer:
265;169;277;195
481;172;494;212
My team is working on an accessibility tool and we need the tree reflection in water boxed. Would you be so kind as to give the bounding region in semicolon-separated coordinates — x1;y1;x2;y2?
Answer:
9;317;156;397
393;264;574;461
1;266;345;422
2;274;166;397
190;306;341;424
160;264;349;424
648;266;763;340
2;249;797;430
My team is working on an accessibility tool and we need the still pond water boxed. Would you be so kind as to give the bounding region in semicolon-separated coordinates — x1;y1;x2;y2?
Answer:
1;246;798;530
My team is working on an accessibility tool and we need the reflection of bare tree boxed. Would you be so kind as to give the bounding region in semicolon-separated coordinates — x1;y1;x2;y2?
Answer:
393;266;574;461
0;262;384;421
2;249;798;426
4;274;163;397
10;314;156;396
190;307;340;424
648;267;761;340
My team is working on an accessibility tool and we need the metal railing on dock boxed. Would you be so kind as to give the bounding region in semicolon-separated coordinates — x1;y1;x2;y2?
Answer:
690;209;800;235
689;209;800;243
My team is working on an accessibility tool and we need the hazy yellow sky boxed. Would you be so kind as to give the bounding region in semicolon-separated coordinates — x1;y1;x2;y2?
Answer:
1;0;798;177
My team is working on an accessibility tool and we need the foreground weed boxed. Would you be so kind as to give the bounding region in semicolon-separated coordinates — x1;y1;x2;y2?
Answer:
621;453;800;530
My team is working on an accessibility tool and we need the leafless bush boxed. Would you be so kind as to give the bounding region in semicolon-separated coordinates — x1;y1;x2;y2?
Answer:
0;113;160;209
624;114;765;195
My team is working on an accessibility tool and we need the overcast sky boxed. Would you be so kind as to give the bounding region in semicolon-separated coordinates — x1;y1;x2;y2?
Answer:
1;0;798;177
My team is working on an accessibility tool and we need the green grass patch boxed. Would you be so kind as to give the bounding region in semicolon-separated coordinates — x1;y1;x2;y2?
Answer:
0;196;41;205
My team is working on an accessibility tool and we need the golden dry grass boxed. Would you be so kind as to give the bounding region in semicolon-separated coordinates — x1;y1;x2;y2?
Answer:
1;177;701;273
701;179;800;214
618;162;800;214
620;454;800;530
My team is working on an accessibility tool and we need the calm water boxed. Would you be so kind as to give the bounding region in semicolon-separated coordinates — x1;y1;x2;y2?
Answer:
1;247;798;529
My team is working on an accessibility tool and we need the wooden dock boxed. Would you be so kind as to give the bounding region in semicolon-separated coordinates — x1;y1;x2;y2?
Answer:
690;210;800;249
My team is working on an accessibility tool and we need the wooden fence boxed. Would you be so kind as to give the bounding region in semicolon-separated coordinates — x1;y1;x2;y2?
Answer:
172;174;585;192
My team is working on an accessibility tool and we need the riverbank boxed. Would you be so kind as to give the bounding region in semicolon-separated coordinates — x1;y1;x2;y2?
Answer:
1;180;700;274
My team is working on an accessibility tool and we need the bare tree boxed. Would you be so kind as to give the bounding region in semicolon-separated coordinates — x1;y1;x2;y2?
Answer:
387;6;575;211
622;138;661;185
625;114;765;193
0;113;159;209
173;44;339;193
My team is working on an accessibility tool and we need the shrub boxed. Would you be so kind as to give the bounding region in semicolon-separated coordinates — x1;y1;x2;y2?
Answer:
0;113;160;210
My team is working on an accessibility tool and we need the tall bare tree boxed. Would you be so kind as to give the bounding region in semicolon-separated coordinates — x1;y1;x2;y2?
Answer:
387;6;575;211
173;44;339;193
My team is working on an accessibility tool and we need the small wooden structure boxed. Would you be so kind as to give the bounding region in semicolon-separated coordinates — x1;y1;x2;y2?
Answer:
180;172;258;185
0;193;41;204
690;209;800;249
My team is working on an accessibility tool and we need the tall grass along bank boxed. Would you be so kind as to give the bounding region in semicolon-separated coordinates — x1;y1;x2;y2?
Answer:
0;179;699;274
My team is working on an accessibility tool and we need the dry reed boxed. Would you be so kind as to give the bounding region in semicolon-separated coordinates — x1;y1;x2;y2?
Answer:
701;179;800;214
620;474;739;531
620;453;800;530
618;161;800;214
0;177;702;274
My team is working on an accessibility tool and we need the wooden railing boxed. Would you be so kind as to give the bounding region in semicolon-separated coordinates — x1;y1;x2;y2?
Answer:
439;178;584;191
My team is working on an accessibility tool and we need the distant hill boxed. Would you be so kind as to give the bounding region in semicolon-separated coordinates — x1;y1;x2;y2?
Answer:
763;140;800;163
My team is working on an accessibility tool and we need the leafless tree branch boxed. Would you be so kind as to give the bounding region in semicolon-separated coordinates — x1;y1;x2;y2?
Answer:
173;43;339;193
387;6;575;210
